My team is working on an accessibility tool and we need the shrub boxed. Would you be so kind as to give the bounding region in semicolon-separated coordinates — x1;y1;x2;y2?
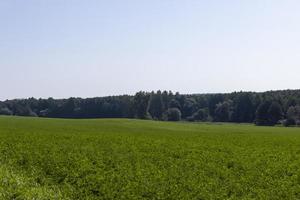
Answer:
163;108;181;121
187;108;209;122
0;107;13;115
283;119;296;127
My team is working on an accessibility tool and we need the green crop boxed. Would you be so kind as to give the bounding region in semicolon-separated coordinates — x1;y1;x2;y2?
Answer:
0;116;300;199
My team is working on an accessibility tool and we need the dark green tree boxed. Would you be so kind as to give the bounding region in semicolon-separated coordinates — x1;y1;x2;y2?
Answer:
286;106;300;126
231;93;255;123
255;101;271;126
0;104;12;115
207;94;224;118
149;91;164;120
133;92;151;119
163;108;181;121
187;108;209;121
214;101;232;122
267;102;283;125
182;98;197;118
168;99;181;109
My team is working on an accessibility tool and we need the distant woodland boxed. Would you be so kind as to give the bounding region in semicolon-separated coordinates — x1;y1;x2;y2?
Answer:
1;90;300;126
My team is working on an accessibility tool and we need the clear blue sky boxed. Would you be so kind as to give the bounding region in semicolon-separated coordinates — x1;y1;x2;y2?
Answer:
1;0;300;100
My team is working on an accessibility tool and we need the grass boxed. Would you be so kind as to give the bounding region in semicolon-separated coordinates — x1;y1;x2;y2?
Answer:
1;116;300;199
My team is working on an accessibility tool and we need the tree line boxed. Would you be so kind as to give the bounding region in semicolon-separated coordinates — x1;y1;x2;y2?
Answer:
1;90;300;126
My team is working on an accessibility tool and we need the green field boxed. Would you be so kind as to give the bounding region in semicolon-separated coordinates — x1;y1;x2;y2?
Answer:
1;116;300;199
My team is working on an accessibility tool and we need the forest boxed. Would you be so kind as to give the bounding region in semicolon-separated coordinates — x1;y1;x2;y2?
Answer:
1;90;300;126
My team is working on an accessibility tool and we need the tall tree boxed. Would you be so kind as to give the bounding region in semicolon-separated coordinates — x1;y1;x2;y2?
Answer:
267;102;283;125
207;94;224;118
287;106;300;125
163;108;181;121
255;101;271;126
149;91;164;120
187;108;209;122
231;93;255;123
182;98;197;118
133;92;151;119
214;101;232;122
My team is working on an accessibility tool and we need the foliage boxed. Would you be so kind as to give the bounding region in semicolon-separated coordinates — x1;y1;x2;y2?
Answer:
149;91;164;120
0;107;12;115
187;108;209;122
268;102;283;125
1;89;300;126
133;92;151;119
255;101;272;126
287;106;300;126
214;101;232;122
230;93;255;122
163;108;181;121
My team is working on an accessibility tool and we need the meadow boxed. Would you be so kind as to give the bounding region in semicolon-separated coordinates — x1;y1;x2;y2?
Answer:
1;116;300;199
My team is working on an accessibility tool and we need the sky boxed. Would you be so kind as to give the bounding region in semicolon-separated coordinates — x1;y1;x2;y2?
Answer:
0;0;300;100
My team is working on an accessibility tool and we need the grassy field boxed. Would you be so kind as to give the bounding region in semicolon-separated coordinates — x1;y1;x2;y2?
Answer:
1;116;300;199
